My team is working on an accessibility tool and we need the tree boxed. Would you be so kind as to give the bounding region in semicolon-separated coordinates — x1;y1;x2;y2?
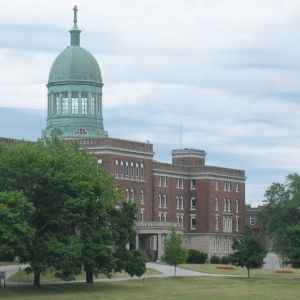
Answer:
0;138;146;286
161;229;187;276
0;191;35;261
231;225;266;278
258;173;300;266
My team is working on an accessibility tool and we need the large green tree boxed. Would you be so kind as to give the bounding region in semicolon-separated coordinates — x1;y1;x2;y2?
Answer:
231;225;266;278
258;173;300;267
0;191;35;261
162;229;187;276
0;138;145;286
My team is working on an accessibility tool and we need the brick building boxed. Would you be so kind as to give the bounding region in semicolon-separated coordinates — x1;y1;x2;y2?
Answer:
0;7;246;260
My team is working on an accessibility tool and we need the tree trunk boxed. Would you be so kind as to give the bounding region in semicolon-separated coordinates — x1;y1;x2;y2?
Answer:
86;269;94;284
174;266;177;277
34;272;41;287
247;268;250;278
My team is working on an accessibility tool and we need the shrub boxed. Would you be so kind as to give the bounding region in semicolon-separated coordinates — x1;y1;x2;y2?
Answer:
221;256;232;265
276;268;294;273
187;249;208;264
210;255;221;264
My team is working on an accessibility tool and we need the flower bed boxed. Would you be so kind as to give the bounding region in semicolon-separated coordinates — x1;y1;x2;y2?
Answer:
275;268;294;273
216;265;236;270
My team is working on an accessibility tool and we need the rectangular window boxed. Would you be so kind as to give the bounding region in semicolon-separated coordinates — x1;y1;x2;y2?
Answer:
140;209;144;222
140;164;144;180
71;92;78;114
190;197;196;210
62;92;68;114
163;176;167;187
136;163;139;180
176;197;180;209
176;178;180;189
190;179;196;190
91;93;96;115
159;176;162;187
180;197;184;209
163;195;167;208
236;216;239;231
250;215;256;225
53;92;60;114
163;213;167;223
215;215;219;230
190;216;196;230
215;180;218;190
158;213;162;222
236;182;239;192
81;92;88;115
158;194;162;208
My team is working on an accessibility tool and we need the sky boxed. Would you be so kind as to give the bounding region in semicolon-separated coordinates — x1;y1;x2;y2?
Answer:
1;0;300;206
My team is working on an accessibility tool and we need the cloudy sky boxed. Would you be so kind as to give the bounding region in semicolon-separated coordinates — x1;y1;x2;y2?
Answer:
1;0;300;206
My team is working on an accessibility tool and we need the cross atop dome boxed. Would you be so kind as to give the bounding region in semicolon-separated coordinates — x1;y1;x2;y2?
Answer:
73;5;78;25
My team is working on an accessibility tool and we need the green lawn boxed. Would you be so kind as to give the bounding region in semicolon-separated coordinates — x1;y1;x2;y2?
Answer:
179;263;300;278
1;276;300;300
8;268;161;283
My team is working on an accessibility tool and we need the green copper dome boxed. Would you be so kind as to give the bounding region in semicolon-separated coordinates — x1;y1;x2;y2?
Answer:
48;46;102;86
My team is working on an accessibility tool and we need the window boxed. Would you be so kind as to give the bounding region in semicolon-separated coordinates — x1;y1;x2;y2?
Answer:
97;159;102;164
215;215;219;230
163;176;167;187
140;209;144;222
180;196;184;209
62;92;68;114
81;92;88;115
90;93;96;115
130;162;134;179
136;163;139;180
71;92;78;114
217;239;220;253
235;199;239;213
53;92;59;114
227;198;231;212
115;160;119;177
236;182;239;192
227;240;231;253
158;194;162;208
215;180;219;190
223;216;232;233
74;128;88;135
158;212;162;222
190;179;196;189
236;216;239;231
125;162;129;179
215;197;219;211
223;240;226;253
213;239;216;253
190;197;196;210
180;215;184;223
159;176;162;186
176;196;180;209
176;178;180;189
181;178;184;189
140;189;144;205
130;189;134;201
163;213;167;223
224;198;227;212
140;163;144;180
224;181;231;192
250;215;256;225
125;189;129;202
190;216;196;230
120;161;124;178
163;195;167;208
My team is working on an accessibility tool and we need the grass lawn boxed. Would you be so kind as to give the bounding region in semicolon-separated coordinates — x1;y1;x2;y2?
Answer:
179;263;300;278
8;268;161;283
1;276;300;300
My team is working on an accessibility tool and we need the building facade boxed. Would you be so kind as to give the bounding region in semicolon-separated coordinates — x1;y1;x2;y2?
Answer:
1;7;246;260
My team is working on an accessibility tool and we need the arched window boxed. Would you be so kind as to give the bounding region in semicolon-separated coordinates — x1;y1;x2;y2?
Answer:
213;239;216;253
130;162;134;179
140;163;144;180
115;160;119;177
130;189;134;201
140;189;144;204
158;194;162;208
136;163;139;180
215;197;219;211
223;240;226;252
163;195;167;208
236;199;239;212
227;198;231;212
120;161;124;178
224;198;227;212
215;215;219;230
180;196;184;209
176;196;180;209
125;189;129;202
125;162;129;179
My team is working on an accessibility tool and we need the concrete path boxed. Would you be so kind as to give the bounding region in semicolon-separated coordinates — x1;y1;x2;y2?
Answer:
263;252;281;270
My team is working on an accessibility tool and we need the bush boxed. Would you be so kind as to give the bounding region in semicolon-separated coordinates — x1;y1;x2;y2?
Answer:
187;249;208;264
210;255;221;264
221;256;232;265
